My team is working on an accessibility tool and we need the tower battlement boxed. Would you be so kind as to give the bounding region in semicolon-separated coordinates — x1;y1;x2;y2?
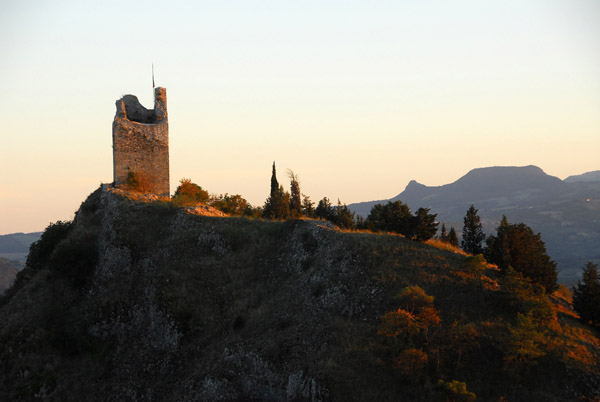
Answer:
112;87;170;196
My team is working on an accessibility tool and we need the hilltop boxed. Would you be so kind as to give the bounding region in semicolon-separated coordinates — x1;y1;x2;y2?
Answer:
1;187;599;401
349;166;600;283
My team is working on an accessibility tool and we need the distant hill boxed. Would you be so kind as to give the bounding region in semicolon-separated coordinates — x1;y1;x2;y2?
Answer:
565;170;600;183
1;187;598;401
0;232;41;263
349;166;600;283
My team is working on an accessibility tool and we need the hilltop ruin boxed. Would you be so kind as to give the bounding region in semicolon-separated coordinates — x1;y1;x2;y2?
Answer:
112;87;169;196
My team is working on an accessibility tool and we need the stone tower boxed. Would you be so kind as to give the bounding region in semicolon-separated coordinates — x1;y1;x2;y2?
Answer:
112;87;169;196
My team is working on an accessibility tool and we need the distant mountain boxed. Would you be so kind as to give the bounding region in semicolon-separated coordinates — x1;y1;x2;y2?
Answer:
564;170;600;183
349;166;600;283
0;232;41;263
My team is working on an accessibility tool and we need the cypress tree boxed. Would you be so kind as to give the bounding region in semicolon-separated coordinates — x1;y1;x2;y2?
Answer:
461;205;485;254
263;162;289;219
270;161;278;198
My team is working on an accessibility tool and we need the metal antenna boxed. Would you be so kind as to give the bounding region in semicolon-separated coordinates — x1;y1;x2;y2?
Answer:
152;63;155;88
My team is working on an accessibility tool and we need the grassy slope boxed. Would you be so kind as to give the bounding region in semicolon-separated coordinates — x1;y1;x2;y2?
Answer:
0;188;599;401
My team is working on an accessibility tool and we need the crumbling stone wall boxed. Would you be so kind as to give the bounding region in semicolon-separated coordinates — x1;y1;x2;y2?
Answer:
112;87;169;196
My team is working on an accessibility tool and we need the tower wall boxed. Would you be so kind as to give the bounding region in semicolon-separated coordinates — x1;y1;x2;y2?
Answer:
112;87;170;196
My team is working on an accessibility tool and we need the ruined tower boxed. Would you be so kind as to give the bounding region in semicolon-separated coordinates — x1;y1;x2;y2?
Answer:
112;87;169;196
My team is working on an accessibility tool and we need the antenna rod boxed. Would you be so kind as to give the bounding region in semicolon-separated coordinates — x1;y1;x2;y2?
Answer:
152;63;155;88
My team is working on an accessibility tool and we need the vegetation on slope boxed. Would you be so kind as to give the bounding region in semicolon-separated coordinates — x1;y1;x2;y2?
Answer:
0;187;599;401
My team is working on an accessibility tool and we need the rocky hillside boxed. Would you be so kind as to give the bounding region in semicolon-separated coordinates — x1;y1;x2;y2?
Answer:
1;187;599;401
349;166;600;283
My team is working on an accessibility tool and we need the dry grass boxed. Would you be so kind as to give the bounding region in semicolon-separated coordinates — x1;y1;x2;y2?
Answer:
424;238;468;255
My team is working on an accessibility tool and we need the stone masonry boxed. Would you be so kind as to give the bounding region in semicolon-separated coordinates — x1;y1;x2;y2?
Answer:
112;87;169;196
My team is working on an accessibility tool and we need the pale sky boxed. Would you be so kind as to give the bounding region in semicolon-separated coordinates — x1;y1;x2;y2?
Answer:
1;0;599;234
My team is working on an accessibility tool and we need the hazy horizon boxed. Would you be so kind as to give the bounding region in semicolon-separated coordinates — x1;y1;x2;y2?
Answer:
1;0;599;234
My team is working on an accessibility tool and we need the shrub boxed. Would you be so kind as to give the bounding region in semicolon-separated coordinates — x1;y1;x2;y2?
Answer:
126;171;153;193
395;348;428;378
502;312;547;368
48;230;98;288
436;379;477;402
26;220;73;270
211;193;257;216
395;285;434;314
460;254;487;274
172;178;210;206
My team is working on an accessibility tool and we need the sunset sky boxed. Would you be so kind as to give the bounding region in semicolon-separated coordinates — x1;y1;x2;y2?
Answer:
1;0;599;234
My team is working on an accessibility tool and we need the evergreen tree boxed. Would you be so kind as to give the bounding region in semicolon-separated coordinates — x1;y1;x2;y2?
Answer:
502;312;547;368
315;197;333;221
270;161;278;198
302;195;315;218
263;162;290;219
333;199;355;230
439;222;448;242
573;261;600;326
366;201;413;236
288;170;302;218
412;208;438;241
484;216;509;266
274;185;291;219
448;227;459;247
485;216;558;293
461;205;485;254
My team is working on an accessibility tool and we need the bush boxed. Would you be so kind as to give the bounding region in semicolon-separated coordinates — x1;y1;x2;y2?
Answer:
48;230;98;288
436;380;476;402
366;202;437;241
126;171;153;193
172;178;210;206
26;220;73;270
460;254;487;274
211;193;258;217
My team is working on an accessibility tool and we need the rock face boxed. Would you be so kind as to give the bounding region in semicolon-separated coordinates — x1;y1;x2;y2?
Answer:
112;87;169;196
1;187;599;401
